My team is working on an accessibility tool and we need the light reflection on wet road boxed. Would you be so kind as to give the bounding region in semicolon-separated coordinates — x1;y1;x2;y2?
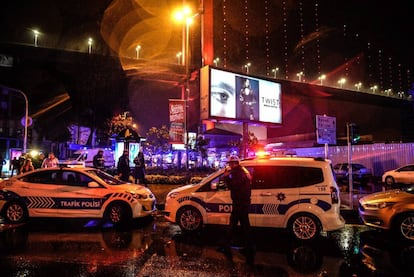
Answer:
1;212;413;276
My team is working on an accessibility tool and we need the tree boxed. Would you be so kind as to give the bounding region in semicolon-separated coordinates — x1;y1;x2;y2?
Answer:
196;135;210;167
142;125;170;167
106;111;135;137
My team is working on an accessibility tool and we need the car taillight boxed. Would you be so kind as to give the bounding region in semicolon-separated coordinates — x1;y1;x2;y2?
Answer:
330;186;339;204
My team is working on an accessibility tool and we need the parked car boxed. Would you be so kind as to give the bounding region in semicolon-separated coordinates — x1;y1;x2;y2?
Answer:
382;164;414;187
0;167;156;224
333;163;372;185
164;156;345;240
358;185;414;241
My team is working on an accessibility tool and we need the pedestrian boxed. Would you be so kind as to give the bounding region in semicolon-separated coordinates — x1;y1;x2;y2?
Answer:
10;157;20;176
93;149;105;170
32;152;45;169
117;150;130;182
218;155;255;265
133;150;146;185
0;154;5;177
20;158;35;174
41;152;59;168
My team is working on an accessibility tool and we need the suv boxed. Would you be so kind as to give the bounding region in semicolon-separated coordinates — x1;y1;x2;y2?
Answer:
164;157;345;240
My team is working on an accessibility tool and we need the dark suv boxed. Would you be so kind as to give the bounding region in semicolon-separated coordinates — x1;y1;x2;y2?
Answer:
333;163;372;186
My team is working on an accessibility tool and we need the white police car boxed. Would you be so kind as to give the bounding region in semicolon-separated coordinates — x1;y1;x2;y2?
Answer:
0;167;156;225
164;156;345;240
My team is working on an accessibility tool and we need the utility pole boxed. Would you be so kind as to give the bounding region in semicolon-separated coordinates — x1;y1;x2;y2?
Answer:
346;123;354;209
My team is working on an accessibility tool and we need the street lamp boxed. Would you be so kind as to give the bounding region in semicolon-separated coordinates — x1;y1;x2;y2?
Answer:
176;52;182;64
296;71;304;82
173;6;200;168
370;85;378;93
87;37;93;54
213;57;220;67
318;74;326;85
32;29;39;47
136;45;141;59
272;67;279;78
338;78;346;88
354;82;362;91
244;62;251;74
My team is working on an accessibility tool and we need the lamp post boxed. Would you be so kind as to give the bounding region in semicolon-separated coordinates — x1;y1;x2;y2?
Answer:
296;71;304;82
244;62;251;74
213;57;220;67
176;52;182;64
174;6;200;168
370;85;378;93
318;74;326;85
355;82;362;91
87;37;93;54
272;67;279;78
32;29;39;47
136;45;141;59
338;78;346;88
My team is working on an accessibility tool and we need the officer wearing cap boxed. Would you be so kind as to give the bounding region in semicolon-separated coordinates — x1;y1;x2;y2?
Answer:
219;155;255;265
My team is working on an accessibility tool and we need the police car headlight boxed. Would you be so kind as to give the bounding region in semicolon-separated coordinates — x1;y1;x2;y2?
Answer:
130;192;148;199
167;191;179;199
363;202;395;210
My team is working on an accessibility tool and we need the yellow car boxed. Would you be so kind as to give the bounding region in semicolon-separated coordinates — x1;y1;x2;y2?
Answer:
358;185;414;241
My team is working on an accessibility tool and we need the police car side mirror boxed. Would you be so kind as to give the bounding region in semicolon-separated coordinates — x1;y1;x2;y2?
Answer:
210;182;217;190
88;181;100;188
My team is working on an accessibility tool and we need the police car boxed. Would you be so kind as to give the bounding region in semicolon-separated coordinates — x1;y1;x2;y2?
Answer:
164;156;345;240
0;167;156;225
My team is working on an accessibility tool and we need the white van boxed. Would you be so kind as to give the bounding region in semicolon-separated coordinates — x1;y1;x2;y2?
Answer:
164;156;345;240
63;148;115;168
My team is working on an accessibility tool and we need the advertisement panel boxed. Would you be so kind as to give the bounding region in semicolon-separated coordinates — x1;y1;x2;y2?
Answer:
200;66;282;124
169;99;186;144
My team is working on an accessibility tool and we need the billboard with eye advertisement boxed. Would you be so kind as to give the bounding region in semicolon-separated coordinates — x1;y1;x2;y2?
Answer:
200;66;282;125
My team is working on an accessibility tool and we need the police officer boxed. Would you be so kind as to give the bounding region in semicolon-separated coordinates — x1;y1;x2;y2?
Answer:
219;155;255;265
93;149;105;170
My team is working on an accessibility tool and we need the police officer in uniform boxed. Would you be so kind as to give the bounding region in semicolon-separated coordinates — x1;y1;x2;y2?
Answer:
93;149;105;170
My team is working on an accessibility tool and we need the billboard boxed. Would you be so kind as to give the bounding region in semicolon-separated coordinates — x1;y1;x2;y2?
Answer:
169;99;186;144
200;66;282;124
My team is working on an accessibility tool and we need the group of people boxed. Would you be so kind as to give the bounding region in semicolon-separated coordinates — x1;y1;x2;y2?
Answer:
116;150;146;185
8;152;60;176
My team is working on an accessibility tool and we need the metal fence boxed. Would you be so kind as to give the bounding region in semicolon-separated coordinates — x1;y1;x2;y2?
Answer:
291;143;414;177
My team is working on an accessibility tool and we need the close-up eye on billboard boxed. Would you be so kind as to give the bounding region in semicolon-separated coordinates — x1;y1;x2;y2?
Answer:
200;66;282;125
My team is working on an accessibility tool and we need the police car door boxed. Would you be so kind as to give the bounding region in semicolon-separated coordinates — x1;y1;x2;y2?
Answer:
251;165;299;228
197;173;233;226
54;170;105;217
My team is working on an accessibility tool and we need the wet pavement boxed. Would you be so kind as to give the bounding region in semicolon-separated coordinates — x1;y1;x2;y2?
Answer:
1;184;413;276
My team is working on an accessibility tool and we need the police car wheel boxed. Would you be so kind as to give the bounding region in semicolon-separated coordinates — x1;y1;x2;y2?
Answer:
289;213;320;240
3;201;28;223
177;206;203;232
105;202;130;225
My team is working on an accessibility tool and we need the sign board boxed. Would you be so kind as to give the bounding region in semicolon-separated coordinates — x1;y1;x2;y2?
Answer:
316;115;336;144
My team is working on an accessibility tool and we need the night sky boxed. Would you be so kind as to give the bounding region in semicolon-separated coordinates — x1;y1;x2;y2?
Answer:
1;0;413;135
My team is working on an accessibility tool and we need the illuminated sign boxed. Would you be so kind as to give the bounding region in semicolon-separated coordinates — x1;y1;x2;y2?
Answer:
200;66;282;124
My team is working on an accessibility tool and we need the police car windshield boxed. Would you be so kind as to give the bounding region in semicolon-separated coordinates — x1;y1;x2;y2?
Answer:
87;169;124;185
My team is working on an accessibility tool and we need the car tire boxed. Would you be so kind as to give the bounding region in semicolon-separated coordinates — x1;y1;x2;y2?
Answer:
176;206;203;232
2;201;28;224
288;213;321;240
105;202;131;225
394;213;414;241
384;176;395;187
